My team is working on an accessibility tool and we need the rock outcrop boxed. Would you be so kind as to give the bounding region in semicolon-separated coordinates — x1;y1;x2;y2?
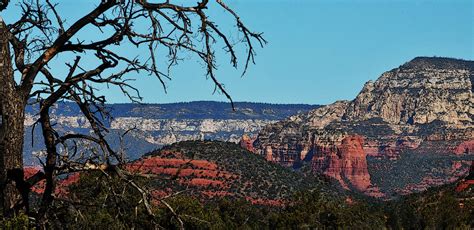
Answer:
456;162;474;192
253;57;474;197
344;57;473;125
126;141;324;205
239;134;256;152
311;135;371;191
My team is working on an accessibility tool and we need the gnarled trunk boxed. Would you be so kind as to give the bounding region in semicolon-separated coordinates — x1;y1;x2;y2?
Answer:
0;97;26;215
0;18;27;215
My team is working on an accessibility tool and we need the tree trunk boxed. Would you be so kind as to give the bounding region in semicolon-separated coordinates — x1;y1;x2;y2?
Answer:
0;18;27;216
39;106;57;216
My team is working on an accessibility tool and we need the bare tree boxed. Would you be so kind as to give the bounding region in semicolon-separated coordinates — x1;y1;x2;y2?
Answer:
0;0;265;224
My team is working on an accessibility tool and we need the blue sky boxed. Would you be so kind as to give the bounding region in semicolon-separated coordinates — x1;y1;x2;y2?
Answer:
3;0;473;105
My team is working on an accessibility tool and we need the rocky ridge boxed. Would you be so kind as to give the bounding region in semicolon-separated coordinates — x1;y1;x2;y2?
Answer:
23;102;318;164
24;141;332;206
125;141;328;205
252;57;474;197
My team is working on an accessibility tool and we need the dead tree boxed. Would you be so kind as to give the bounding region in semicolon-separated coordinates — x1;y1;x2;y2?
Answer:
0;0;265;223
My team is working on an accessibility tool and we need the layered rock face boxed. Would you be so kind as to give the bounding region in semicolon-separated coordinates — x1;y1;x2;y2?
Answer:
23;102;317;164
311;135;371;191
344;57;473;125
253;57;474;196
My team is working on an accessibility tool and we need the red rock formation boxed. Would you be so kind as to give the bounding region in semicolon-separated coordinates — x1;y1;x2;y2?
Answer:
456;162;474;192
239;134;256;152
453;141;474;192
454;140;474;155
363;137;422;159
339;136;372;191
126;151;287;204
312;135;372;192
24;167;80;196
127;156;237;183
455;180;474;192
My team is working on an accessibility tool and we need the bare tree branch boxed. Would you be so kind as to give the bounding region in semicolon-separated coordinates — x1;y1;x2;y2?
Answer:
1;0;264;221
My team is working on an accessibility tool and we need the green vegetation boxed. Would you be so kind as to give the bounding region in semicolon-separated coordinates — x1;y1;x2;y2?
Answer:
269;192;386;229
2;141;472;229
0;213;30;230
367;150;473;195
145;141;333;201
383;185;474;229
3;172;471;229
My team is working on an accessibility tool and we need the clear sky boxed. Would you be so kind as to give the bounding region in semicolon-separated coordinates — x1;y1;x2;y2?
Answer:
2;0;473;105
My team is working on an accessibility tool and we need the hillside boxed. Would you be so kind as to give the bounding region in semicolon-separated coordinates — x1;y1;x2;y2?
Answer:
20;141;473;229
383;182;474;228
127;141;332;204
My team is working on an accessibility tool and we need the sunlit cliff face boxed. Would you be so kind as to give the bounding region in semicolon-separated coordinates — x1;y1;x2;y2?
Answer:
252;57;474;197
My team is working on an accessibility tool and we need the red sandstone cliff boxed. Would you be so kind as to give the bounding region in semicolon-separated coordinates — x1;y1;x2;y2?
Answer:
312;136;371;191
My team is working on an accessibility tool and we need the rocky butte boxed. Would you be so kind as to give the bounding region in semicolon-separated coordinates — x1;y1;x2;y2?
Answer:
250;57;474;197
